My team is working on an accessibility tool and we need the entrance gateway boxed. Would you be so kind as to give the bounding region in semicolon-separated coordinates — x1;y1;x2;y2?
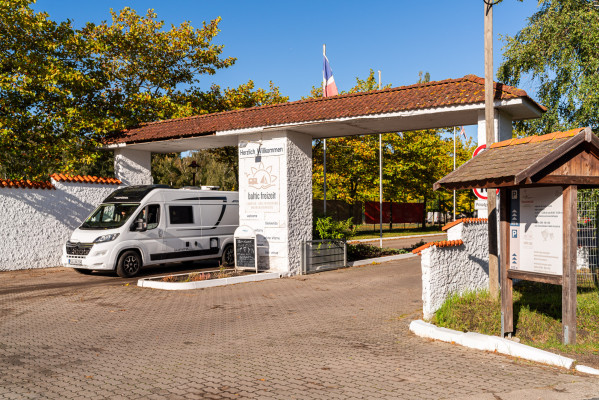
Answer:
106;75;544;275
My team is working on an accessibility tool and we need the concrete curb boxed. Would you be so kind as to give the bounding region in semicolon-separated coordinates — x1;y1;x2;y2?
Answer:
409;320;580;370
575;365;599;375
138;272;281;290
349;233;446;244
347;253;417;267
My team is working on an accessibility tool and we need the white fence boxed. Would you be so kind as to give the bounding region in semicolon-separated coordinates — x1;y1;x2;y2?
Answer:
0;178;122;271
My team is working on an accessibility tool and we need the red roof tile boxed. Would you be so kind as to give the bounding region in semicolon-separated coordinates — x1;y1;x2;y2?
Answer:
50;174;121;185
412;240;464;255
106;75;544;145
442;218;488;232
0;179;55;190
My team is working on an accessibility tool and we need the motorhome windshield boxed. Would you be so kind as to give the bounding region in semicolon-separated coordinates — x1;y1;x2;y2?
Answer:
80;203;140;230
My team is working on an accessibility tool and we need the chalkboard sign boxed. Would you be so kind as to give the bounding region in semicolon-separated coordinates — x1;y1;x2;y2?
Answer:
235;238;256;271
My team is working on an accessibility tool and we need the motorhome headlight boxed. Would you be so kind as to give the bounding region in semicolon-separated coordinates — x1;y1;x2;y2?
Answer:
93;233;120;243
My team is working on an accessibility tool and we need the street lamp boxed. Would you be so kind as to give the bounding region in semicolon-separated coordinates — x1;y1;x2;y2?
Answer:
189;160;200;186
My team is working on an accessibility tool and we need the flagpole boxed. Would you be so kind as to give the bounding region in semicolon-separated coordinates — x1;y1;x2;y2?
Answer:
378;70;383;249
453;127;456;221
322;44;327;217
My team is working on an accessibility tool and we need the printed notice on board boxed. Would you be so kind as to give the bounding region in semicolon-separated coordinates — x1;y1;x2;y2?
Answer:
510;186;563;275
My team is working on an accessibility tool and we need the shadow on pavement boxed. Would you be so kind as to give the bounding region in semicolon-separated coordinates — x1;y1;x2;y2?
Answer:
0;259;222;296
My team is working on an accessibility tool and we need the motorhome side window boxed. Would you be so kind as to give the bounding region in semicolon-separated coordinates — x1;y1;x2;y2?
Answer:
169;206;194;224
132;204;160;230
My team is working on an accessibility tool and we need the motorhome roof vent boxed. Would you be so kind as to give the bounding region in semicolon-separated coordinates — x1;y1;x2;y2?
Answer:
201;186;220;190
181;186;201;190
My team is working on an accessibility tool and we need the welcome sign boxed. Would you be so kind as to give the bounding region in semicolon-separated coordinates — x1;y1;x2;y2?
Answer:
239;141;285;214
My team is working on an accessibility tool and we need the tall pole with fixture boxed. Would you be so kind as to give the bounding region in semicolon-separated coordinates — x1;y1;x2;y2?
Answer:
378;70;383;249
453;127;456;221
322;44;327;216
485;0;499;299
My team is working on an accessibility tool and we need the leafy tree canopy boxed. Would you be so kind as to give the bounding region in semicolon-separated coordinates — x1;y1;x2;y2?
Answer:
498;0;599;134
0;1;287;180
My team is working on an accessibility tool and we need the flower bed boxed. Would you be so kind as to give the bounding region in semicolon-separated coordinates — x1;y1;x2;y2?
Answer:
137;268;281;291
156;268;245;283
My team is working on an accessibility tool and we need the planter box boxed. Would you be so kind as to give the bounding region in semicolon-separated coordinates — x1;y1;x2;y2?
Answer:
137;270;281;291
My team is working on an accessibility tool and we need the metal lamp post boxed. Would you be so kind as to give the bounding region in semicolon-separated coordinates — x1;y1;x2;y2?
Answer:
189;160;200;187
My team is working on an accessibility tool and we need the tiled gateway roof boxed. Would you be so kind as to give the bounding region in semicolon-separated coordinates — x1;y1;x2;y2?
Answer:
107;74;544;145
50;174;121;185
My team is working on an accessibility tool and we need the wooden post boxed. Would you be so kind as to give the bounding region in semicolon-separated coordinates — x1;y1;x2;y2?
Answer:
499;188;513;336
562;185;577;345
485;0;499;300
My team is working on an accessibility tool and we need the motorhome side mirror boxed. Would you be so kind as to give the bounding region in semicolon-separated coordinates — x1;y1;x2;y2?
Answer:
135;218;147;232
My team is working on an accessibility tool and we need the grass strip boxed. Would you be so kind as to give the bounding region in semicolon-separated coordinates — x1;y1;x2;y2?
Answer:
433;281;599;355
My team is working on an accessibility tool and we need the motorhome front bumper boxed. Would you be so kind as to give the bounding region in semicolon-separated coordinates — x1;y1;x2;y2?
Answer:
62;242;113;270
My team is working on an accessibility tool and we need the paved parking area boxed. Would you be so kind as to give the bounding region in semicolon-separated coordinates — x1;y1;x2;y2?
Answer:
0;258;597;399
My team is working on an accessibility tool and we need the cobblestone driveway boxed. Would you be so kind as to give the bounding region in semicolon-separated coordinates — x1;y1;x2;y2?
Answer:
0;258;596;399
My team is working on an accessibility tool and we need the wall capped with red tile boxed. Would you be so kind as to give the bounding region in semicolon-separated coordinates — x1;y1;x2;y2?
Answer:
0;177;123;271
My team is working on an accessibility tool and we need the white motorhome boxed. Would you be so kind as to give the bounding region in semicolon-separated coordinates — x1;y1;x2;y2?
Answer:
62;185;239;277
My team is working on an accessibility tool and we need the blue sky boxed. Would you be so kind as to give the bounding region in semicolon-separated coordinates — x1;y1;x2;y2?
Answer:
32;0;540;141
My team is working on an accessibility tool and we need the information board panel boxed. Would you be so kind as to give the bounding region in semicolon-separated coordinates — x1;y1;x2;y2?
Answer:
509;187;563;275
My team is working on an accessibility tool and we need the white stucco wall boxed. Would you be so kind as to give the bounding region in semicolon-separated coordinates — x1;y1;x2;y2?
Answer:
0;180;122;271
114;148;152;186
285;131;313;276
421;222;489;320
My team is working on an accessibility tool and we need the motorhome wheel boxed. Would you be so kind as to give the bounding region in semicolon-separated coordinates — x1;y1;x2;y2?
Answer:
116;250;142;278
222;244;234;267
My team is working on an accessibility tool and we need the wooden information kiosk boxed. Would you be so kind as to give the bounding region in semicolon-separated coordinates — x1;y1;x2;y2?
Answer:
435;127;599;345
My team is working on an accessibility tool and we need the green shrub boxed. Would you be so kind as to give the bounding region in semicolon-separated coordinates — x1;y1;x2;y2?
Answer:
314;217;358;240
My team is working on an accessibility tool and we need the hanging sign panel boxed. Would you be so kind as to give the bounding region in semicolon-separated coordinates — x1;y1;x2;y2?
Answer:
509;187;563;275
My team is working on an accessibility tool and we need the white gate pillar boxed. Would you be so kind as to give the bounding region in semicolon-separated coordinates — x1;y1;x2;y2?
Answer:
113;148;153;186
238;130;312;276
477;109;513;146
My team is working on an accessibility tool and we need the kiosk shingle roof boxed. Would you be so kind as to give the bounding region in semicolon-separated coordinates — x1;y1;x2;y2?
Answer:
434;127;597;190
106;74;544;145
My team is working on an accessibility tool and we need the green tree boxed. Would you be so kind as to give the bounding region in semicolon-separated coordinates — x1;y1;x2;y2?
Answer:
0;2;235;179
498;0;599;134
0;0;91;179
152;151;237;190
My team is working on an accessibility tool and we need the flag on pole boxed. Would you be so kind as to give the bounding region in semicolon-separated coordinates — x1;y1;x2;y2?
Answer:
323;53;338;97
460;126;467;139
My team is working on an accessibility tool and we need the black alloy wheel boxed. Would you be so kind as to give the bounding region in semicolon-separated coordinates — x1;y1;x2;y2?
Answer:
221;244;235;267
116;250;142;278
